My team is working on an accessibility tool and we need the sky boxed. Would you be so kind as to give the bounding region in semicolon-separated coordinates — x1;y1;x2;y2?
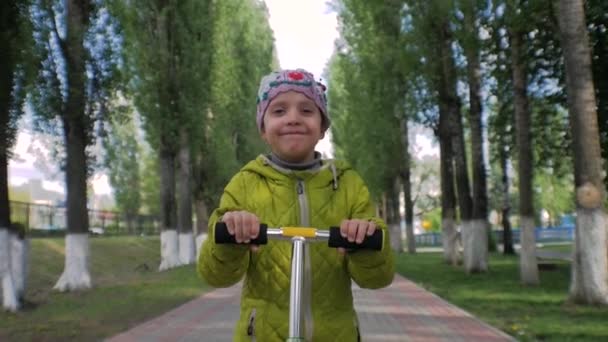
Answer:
8;0;438;197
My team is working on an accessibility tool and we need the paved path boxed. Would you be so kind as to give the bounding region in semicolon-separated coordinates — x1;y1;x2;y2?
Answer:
107;274;514;342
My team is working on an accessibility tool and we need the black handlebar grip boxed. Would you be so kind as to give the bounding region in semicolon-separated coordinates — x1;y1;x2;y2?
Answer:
214;222;268;245
328;227;383;251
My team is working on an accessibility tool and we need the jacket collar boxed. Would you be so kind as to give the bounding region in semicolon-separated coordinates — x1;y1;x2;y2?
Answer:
240;154;349;190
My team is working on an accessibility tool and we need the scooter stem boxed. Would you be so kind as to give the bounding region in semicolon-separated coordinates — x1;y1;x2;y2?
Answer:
288;237;306;340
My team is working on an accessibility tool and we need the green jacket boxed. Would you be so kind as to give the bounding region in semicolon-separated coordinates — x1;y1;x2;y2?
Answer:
197;155;394;341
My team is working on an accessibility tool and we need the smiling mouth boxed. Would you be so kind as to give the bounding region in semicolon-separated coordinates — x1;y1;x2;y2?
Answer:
280;132;307;136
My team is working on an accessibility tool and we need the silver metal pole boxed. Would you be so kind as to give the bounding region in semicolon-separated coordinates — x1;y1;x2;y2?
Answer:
288;237;306;339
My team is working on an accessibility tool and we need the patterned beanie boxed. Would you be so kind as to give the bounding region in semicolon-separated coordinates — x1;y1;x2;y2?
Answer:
256;68;330;133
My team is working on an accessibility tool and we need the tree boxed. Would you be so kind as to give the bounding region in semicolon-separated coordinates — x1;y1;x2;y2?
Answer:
329;0;403;209
54;0;92;291
173;0;214;266
416;0;471;267
398;0;462;264
139;146;160;216
488;101;516;255
509;15;539;284
555;0;608;305
586;0;608;193
1;0;32;311
117;0;274;266
103;102;141;232
117;0;200;269
438;104;459;265
400;118;415;254
431;1;482;273
487;0;569;258
192;0;274;251
27;0;120;291
458;0;492;257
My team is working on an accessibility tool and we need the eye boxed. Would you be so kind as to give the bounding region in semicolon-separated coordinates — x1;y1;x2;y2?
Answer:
301;107;314;114
271;108;285;115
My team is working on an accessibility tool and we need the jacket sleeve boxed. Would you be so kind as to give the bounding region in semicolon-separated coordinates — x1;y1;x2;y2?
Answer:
197;172;251;288
346;173;395;289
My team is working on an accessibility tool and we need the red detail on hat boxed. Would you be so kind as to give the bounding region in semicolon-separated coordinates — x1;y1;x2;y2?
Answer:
288;71;304;80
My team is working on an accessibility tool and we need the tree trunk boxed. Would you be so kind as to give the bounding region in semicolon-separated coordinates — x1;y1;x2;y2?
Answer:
437;20;473;268
432;15;459;265
195;198;210;236
400;119;415;254
463;1;493;257
500;142;515;255
177;127;195;265
380;192;388;222
157;4;181;271
511;29;539;285
438;115;459;265
194;196;209;258
388;178;403;254
126;213;135;235
54;0;92;292
0;144;19;311
556;0;608;304
11;224;28;300
0;0;13;232
0;29;20;309
192;150;209;259
452;107;486;272
159;143;180;271
588;4;608;196
1;0;28;309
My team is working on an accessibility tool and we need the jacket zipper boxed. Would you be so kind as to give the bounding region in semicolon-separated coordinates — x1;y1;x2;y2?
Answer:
296;180;309;226
247;308;256;341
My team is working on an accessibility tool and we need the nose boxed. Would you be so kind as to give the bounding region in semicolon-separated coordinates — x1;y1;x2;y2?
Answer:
285;107;301;125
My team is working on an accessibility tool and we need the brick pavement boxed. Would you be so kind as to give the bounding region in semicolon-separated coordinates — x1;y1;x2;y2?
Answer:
107;274;515;342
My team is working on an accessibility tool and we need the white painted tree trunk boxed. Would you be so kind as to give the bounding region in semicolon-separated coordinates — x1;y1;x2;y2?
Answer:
1;229;18;311
54;234;92;292
179;232;196;265
388;223;403;253
519;216;539;284
10;233;28;300
463;219;488;273
159;230;181;271
569;209;608;304
441;218;459;265
555;0;607;305
405;221;416;254
195;233;207;259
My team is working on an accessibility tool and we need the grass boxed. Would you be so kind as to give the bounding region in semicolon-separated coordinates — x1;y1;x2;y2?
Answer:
0;236;209;342
395;251;608;341
538;243;572;253
4;238;602;341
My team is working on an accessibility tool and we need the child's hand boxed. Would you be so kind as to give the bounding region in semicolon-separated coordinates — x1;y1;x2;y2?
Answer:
221;211;261;252
338;219;377;255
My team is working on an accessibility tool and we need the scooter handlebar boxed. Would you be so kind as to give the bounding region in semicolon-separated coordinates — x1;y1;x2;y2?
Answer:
328;227;383;251
214;222;268;245
214;223;383;251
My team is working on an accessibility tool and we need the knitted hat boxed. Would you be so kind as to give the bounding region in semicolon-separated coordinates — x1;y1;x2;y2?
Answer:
256;68;330;133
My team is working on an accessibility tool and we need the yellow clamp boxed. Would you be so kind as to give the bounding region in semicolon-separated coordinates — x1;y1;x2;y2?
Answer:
282;227;317;238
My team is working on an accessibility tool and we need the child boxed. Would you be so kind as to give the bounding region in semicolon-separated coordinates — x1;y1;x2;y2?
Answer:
198;68;394;341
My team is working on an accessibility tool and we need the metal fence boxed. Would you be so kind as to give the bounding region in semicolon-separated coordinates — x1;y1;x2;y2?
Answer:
415;225;575;247
9;201;161;236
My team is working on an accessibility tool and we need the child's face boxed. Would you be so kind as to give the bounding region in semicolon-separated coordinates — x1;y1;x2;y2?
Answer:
261;91;323;163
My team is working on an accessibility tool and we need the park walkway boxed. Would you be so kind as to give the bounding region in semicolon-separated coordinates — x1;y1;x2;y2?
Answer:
107;274;514;342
